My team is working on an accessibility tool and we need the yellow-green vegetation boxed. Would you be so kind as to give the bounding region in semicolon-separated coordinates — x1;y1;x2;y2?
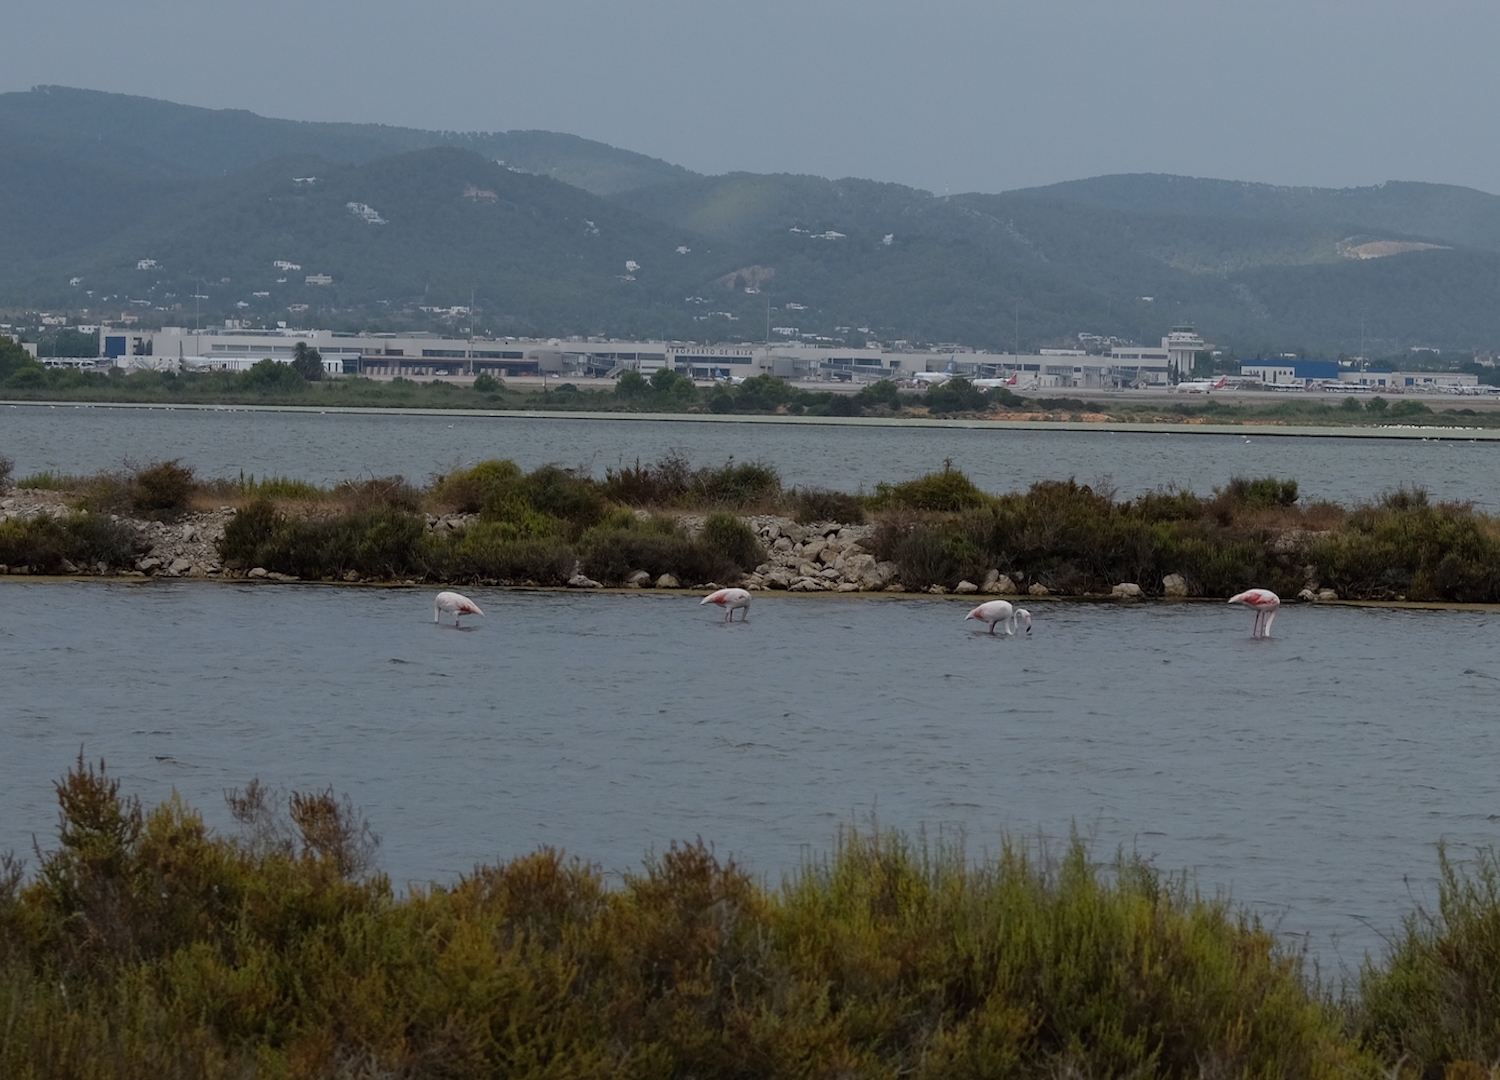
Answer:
0;758;1395;1079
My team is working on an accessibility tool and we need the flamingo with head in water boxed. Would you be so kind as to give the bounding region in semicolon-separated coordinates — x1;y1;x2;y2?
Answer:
1228;588;1280;638
700;587;752;622
964;599;1032;636
434;590;484;627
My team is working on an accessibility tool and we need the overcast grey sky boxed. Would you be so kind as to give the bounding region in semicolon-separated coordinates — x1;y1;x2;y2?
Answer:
10;0;1498;195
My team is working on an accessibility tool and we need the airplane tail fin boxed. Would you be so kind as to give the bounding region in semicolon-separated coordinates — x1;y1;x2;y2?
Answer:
1213;375;1227;389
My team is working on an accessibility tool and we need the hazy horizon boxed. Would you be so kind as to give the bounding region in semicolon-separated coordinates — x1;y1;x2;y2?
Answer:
7;0;1498;198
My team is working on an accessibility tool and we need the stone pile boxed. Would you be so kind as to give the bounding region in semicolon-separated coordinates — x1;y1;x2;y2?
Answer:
0;490;233;578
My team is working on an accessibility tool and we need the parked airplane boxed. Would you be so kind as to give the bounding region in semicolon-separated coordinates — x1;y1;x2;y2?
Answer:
972;372;1024;389
1175;375;1228;393
911;356;958;385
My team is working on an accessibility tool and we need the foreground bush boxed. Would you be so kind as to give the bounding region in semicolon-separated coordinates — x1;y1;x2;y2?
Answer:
1358;844;1500;1078
0;761;1376;1079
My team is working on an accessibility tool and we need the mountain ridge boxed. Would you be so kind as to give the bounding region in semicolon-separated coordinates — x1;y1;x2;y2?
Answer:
5;85;1500;358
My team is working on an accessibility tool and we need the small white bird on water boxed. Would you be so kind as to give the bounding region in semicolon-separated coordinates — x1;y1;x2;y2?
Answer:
700;587;752;622
434;590;484;627
964;599;1032;636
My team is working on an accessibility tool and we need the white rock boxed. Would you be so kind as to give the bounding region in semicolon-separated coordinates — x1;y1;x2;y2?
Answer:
626;569;652;587
1027;583;1050;597
1111;582;1143;598
248;567;269;579
1162;573;1188;598
568;573;604;589
1317;588;1339;601
655;573;680;589
955;580;979;594
168;557;193;575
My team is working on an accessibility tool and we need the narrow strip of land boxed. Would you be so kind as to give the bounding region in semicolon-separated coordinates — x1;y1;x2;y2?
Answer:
7;399;1500;440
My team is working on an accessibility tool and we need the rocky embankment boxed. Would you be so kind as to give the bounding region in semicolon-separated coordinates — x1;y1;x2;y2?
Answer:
0;491;232;577
0;495;1344;599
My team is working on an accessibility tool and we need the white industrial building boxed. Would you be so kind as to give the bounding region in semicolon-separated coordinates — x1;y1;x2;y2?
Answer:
95;324;1224;390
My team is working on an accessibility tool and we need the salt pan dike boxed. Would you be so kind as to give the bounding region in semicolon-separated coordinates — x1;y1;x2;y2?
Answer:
6;403;1500;509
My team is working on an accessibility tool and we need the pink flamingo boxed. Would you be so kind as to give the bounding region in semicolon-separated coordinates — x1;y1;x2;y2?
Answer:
964;599;1032;636
1228;588;1280;638
434;590;484;627
700;587;752;622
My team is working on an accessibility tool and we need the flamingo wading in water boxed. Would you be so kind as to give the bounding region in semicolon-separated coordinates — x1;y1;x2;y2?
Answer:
964;599;1032;636
434;590;484;627
1228;588;1280;638
701;587;752;622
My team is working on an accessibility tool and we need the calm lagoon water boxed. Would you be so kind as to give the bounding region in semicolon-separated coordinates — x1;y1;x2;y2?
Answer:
4;580;1499;972
4;403;1500;507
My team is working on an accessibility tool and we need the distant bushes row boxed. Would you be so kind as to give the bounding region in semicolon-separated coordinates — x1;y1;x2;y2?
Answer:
863;466;1500;602
5;757;1500;1077
8;453;1500;600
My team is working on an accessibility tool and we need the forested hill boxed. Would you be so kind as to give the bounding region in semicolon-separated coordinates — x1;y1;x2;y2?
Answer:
6;85;1500;358
0;86;695;194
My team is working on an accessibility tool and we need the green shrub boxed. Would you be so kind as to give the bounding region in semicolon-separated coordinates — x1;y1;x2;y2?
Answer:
689;459;781;508
602;453;693;506
519;465;606;533
472;372;503;394
431;459;524;514
1310;498;1500;602
874;520;988;589
0;513;139;572
921;377;990;414
219;499;427;580
699;511;765;571
237;358;306;393
1358;843;1500;1079
130;460;195;517
0;455;11;491
870;465;990;513
791;487;866;524
0;764;1369;1080
1218;476;1299;509
1389;399;1432;417
579;518;738;585
436;525;576;584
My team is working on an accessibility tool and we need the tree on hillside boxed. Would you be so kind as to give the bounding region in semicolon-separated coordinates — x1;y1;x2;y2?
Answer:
292;341;324;381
